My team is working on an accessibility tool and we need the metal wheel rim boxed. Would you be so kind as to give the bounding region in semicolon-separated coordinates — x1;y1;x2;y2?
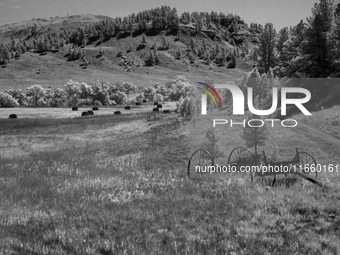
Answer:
188;149;213;178
298;151;318;180
228;147;254;168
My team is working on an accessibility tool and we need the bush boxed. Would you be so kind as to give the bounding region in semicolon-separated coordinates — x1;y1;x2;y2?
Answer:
0;92;19;107
153;93;164;102
37;98;47;107
77;98;92;106
110;91;127;105
94;100;102;107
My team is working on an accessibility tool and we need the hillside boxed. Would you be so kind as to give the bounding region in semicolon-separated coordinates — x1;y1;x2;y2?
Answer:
0;9;258;89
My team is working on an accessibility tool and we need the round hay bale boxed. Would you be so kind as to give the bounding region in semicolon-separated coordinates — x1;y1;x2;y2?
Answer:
154;102;158;105
125;106;131;110
153;108;159;112
136;102;141;106
92;106;99;111
157;104;163;108
114;111;121;114
9;114;17;119
163;110;171;114
72;106;78;111
143;99;147;103
82;111;89;116
87;110;94;115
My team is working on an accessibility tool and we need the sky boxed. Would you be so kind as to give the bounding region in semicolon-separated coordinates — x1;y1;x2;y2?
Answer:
0;0;318;30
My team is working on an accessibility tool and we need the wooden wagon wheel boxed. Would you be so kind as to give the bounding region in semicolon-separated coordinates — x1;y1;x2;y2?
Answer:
187;149;213;178
252;154;276;187
297;151;318;180
228;147;254;169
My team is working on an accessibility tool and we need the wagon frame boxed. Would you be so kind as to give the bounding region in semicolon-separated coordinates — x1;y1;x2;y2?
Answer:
188;146;321;187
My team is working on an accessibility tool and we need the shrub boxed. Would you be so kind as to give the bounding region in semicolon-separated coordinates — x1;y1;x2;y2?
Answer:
110;91;127;105
26;85;46;106
153;93;163;102
37;98;47;106
94;100;102;107
77;98;92;106
0;92;19;107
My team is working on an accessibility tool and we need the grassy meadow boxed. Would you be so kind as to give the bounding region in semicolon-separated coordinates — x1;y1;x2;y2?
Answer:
0;107;340;254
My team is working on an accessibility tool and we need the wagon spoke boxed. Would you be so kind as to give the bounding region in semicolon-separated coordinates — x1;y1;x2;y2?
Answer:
298;151;317;180
188;149;213;178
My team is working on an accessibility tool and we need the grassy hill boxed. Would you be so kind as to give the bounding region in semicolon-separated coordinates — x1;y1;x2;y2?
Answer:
0;11;257;89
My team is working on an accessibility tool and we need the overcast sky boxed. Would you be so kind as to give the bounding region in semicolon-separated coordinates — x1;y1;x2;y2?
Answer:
0;0;317;30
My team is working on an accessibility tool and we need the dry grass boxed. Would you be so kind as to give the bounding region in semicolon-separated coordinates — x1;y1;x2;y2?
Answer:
0;102;177;119
0;108;340;254
295;105;340;137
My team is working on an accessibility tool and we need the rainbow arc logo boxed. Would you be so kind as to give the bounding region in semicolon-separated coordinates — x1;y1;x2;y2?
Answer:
196;82;222;107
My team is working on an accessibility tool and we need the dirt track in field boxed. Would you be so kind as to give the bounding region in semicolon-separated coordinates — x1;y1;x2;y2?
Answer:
294;123;340;148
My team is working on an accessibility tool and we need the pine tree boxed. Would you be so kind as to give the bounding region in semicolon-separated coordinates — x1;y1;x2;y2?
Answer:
161;35;169;49
141;34;147;45
259;23;277;73
240;114;269;156
190;37;196;50
201;127;224;163
175;48;182;60
227;54;236;68
203;39;207;51
206;52;211;64
302;0;336;77
277;27;289;54
145;51;155;66
154;51;160;65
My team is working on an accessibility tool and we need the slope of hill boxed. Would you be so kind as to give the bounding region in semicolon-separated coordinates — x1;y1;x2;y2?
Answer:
0;9;257;89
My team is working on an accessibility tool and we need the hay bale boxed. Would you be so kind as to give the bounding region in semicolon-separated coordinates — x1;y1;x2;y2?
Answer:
153;108;159;112
143;99;147;103
154;102;158;105
72;106;78;111
9;114;17;119
87;110;94;115
125;106;131;110
136;102;141;106
82;111;89;116
92;106;99;111
114;111;121;114
157;104;163;108
163;110;171;114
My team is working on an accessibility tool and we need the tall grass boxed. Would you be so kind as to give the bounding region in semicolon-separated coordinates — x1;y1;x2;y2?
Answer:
0;115;340;254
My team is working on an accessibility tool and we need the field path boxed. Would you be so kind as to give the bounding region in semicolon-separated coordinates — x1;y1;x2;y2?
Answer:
294;123;340;148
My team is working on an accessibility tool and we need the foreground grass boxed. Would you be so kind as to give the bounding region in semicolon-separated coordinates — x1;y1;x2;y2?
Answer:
1;115;340;254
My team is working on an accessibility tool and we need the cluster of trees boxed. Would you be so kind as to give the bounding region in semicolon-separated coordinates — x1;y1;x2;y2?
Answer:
67;6;179;47
253;0;340;108
257;0;340;79
0;75;199;109
0;80;138;107
0;5;257;66
0;25;69;65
